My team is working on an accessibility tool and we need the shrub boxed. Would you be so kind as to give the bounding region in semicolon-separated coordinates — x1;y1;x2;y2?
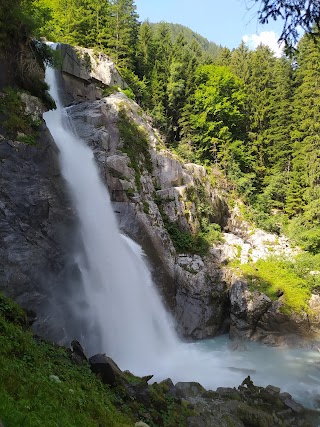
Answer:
238;257;313;314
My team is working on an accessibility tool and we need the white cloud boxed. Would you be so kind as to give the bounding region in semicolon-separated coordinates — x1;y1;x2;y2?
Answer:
242;31;284;57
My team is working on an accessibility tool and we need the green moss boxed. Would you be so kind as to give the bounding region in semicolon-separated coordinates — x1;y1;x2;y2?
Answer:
238;257;312;314
118;108;152;191
102;86;119;97
142;200;150;214
0;87;43;144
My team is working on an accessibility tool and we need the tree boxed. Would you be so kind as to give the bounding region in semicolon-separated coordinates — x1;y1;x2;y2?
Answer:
188;64;247;172
107;0;139;70
254;0;320;49
288;32;320;214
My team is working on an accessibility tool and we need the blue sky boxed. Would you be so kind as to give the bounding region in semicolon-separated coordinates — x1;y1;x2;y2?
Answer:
134;0;285;55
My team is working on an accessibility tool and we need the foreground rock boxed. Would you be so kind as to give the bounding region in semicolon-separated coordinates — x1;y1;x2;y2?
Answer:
89;353;123;386
78;345;318;427
180;377;317;427
66;343;318;427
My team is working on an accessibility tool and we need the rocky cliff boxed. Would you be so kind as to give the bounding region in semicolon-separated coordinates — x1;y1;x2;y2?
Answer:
0;43;319;348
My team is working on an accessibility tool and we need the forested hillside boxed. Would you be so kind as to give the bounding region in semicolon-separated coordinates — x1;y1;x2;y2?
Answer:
2;0;320;255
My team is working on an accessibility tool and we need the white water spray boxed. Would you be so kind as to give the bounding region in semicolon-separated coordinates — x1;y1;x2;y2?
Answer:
44;64;177;372
44;60;320;407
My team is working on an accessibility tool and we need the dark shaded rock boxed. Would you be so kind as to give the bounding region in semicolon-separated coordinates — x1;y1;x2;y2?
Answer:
0;125;83;343
25;309;37;326
175;266;230;339
187;416;207;427
71;340;87;365
216;387;241;401
159;378;181;400
141;374;153;383
89;353;122;386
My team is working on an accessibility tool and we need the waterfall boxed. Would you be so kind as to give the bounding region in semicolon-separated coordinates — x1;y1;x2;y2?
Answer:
44;60;320;407
44;64;177;373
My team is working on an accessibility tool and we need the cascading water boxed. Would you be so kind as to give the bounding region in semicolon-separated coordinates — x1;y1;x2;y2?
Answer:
44;64;177;372
44;56;320;408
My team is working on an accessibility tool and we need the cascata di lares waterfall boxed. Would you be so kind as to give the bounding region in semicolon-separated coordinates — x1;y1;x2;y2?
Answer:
44;51;320;409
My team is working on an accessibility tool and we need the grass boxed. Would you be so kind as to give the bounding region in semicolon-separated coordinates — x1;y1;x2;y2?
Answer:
237;257;313;314
0;293;133;427
0;293;194;427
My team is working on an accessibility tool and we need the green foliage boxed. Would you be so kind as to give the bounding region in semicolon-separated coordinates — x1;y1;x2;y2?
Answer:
0;0;46;48
150;22;221;61
117;108;152;191
0;293;28;327
0;87;43;143
0;303;134;427
142;200;149;214
0;294;194;427
238;257;313;314
187;64;247;169
164;220;209;255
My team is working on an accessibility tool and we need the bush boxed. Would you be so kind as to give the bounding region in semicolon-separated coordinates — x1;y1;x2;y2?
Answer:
238;257;313;314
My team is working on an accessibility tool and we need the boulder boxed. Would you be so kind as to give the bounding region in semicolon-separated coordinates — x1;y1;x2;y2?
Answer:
175;382;206;398
71;340;87;365
89;354;123;386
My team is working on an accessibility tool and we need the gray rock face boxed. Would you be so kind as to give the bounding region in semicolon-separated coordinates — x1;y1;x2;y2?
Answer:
57;44;126;105
65;90;231;331
175;381;206;398
175;256;229;339
229;276;320;347
0;124;81;342
181;377;314;427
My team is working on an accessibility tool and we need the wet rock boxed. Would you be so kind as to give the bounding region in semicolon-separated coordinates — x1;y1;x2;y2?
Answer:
0;125;79;342
71;340;87;365
175;382;206;398
89;354;123;386
280;392;305;413
175;262;229;339
266;385;281;394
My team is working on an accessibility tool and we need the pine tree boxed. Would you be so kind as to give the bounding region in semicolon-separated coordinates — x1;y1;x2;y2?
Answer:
288;33;320;216
107;0;139;70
